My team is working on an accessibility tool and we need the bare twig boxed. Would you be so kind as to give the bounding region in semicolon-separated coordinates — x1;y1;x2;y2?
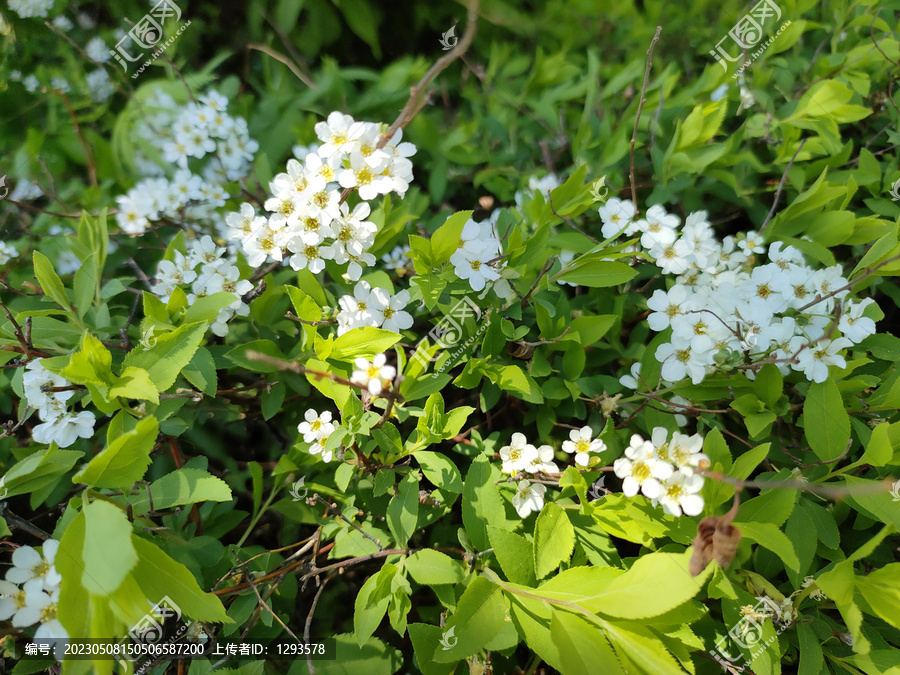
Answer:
629;26;662;214
759;138;808;232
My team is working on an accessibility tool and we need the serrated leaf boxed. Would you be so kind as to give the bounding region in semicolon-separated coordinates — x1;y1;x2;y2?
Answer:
533;503;575;579
72;416;159;488
123;322;208;391
405;549;466;585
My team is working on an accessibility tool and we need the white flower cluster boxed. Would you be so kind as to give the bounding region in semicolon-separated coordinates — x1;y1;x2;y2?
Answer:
497;426;606;518
0;540;66;640
85;69;114;104
336;281;412;336
225;111;415;281
514;173;562;210
8;180;43;202
298;409;344;463
601;199;879;384
449;219;506;292
8;0;54;18
381;244;413;275
151;235;252;336
0;242;17;265
22;360;95;448
115;89;257;235
350;353;396;396
613;428;708;517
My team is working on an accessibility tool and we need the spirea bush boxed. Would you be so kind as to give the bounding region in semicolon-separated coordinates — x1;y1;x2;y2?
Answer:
1;0;900;673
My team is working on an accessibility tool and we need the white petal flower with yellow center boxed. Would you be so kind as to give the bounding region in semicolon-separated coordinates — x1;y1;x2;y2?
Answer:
499;433;539;474
561;426;605;467
512;479;545;518
613;435;673;498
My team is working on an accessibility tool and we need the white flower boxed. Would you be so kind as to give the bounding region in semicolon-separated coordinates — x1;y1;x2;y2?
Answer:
526;444;559;474
619;362;642;390
655;336;712;384
337;280;381;334
646;284;689;331
0;580;27;623
297;409;335;444
85;37;110;63
8;0;54;18
288;240;334;274
370;288;414;333
338;153;395;201
314;111;358;160
350;353;396;396
382;245;412;273
309;431;336;463
613;434;674;499
598;198;637;239
838;298;877;343
32;410;96;448
512;479;545;518
12;580;60;631
656;470;705;517
738;231;766;255
499;433;539;474
449;247;501;292
561;426;605;467
7;540;61;591
23;360;74;409
790;336;852;383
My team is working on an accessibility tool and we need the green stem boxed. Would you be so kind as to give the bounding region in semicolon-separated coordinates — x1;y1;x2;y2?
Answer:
236;474;286;547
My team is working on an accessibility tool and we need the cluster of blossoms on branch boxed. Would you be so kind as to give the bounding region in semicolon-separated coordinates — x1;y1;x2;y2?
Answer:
599;198;879;385
151;235;252;336
224;112;415;282
497;427;606;518
297;354;396;463
613;428;709;517
21;361;95;448
496;426;709;520
0;540;66;640
115;89;257;235
335;280;413;336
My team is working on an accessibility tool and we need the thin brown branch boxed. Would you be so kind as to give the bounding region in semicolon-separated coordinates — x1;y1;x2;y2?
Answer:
629;26;662;215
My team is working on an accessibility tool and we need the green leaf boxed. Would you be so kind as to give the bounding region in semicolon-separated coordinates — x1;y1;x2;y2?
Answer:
130;468;232;514
555;260;637;287
182;346;218;396
462;455;507;551
431;210;473;265
602;621;685;675
331;327;402;360
405;549;466;585
73;253;98;319
533;503;575;579
587;551;711;619
124;322;208;390
108;366;159;404
227;339;287;373
183;292;240;325
82;500;137;595
550;609;624;675
408;624;458;675
386;471;419;547
432;577;508;663
59;332;115;386
414;451;463;493
72;416;159;488
131;535;230;623
33;250;71;311
354;570;391;646
296;635;401;675
737;521;800;573
0;447;83;498
487;526;537;586
804;380;850;461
